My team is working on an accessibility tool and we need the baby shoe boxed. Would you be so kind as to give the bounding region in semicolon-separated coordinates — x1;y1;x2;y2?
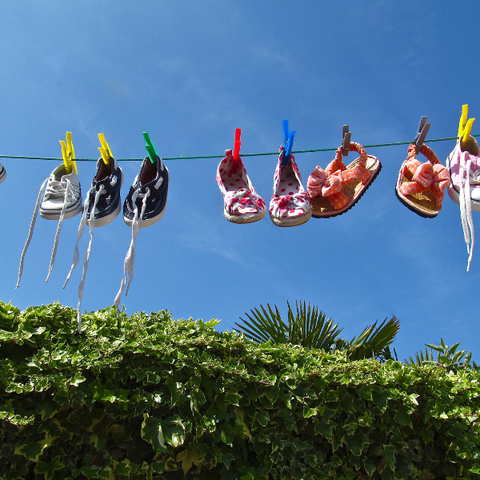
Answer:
63;145;123;332
123;154;169;228
269;146;311;227
216;149;266;223
0;162;6;185
396;143;449;218
114;154;169;314
307;142;381;218
447;135;480;210
446;119;480;271
85;155;123;227
39;163;82;220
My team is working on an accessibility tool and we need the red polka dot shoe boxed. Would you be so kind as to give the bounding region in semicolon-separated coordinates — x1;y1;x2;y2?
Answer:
216;149;266;224
269;146;312;227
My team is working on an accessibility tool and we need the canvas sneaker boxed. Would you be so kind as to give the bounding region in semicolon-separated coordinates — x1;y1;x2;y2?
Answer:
123;154;169;227
0;162;6;185
39;163;82;220
447;135;480;271
85;156;123;227
269;146;311;227
114;154;169;313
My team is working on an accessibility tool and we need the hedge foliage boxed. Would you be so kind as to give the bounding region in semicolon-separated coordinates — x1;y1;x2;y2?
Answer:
0;301;479;480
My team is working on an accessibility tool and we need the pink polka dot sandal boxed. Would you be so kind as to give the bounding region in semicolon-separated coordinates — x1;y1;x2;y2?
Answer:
307;141;381;218
216;149;266;224
269;146;312;227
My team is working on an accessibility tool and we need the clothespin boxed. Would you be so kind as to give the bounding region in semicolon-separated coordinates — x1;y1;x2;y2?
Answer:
457;104;475;150
282;119;296;165
230;128;242;174
233;128;242;160
59;131;78;174
143;132;158;164
342;125;351;156
98;133;113;166
414;116;431;154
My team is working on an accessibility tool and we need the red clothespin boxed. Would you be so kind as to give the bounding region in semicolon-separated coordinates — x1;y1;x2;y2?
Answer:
231;128;242;174
342;125;351;156
233;128;242;160
414;116;431;154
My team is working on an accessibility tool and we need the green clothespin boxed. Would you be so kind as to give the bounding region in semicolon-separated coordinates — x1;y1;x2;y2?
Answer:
143;132;158;164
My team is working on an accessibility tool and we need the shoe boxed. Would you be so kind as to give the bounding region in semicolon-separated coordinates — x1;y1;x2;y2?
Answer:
307;142;381;218
269;146;311;227
123;154;169;228
39;163;82;220
447;136;480;209
216;149;266;223
446;135;480;271
114;154;169;312
16;163;82;287
396;143;449;218
85;156;123;227
0;162;6;185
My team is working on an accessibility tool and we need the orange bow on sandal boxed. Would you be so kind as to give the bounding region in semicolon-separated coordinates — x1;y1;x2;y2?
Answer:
307;142;381;218
396;143;450;218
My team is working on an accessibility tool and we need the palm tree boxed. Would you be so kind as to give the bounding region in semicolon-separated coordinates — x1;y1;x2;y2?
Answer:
234;300;400;362
406;339;476;369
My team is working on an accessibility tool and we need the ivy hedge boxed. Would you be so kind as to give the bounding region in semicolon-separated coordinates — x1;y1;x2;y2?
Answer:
0;301;479;480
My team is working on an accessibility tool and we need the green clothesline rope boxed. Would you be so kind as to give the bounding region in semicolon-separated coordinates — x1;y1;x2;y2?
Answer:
0;134;472;162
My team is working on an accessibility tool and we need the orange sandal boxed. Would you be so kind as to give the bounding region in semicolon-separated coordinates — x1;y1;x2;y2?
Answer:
396;143;449;218
307;142;381;218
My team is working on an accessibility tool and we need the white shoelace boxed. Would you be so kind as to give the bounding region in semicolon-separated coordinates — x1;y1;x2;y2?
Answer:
45;178;73;282
63;185;105;332
114;187;150;314
16;178;48;288
459;151;475;271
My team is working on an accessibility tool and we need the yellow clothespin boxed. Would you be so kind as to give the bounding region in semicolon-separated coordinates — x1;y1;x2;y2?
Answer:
458;104;475;150
98;133;113;166
59;132;78;174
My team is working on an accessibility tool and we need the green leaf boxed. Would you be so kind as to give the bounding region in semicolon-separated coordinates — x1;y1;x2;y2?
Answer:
34;456;64;480
254;410;270;427
395;405;412;427
363;457;376;476
345;432;369;456
141;414;167;452
14;441;42;461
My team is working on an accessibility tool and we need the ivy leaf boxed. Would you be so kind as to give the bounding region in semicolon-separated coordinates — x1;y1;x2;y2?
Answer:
254;411;270;427
34;455;64;480
176;449;202;475
141;414;167;452
14;440;42;461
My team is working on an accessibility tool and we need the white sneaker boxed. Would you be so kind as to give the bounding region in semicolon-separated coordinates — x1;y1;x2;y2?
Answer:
39;164;82;220
0;162;6;185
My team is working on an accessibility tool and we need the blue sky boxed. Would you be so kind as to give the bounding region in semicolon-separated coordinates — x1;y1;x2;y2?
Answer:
1;1;479;361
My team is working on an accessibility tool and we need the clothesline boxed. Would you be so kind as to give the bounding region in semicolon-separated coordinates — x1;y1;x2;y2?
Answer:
0;134;471;163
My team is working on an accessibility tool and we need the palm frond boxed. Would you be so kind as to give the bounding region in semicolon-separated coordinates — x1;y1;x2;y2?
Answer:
347;317;400;360
234;303;288;344
235;300;343;350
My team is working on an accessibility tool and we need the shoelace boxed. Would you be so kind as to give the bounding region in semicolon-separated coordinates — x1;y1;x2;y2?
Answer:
16;178;48;288
64;185;105;332
114;187;150;314
459;151;475;271
45;178;74;282
17;174;79;287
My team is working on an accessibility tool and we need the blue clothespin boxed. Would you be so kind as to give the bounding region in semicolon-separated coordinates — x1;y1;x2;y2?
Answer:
143;132;158;164
414;116;431;154
282;119;296;165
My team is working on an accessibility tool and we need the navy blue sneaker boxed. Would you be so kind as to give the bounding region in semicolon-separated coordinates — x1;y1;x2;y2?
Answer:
86;156;123;227
123;155;169;228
